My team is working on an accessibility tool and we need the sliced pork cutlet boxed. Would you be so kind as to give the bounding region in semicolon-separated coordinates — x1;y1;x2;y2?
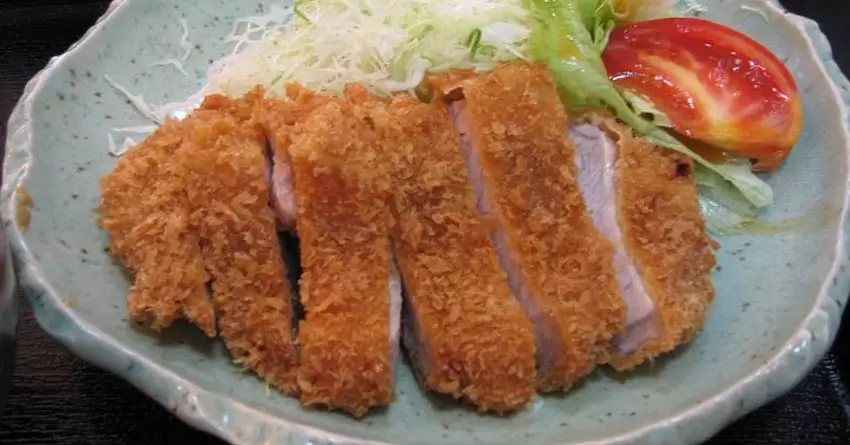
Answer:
342;85;404;380
571;121;658;362
575;114;717;370
263;85;403;407
436;62;627;392
368;96;536;412
98;114;216;337
176;91;300;394
288;97;395;418
260;85;332;230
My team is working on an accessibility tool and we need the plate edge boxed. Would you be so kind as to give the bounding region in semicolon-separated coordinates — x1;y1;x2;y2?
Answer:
1;1;849;445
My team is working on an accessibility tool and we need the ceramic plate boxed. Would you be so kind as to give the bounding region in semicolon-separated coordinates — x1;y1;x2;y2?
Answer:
3;0;850;444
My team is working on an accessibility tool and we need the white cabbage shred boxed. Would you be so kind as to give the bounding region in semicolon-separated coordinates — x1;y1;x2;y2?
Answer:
206;0;531;98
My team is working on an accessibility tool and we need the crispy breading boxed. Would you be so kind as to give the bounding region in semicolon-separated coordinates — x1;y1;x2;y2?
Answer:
260;84;333;157
444;62;627;391
425;69;478;101
176;93;300;394
370;96;536;412
98;116;216;337
99;89;301;393
289;99;394;418
581;114;717;370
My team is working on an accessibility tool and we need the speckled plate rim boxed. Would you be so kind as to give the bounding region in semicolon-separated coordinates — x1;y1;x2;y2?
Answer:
2;1;850;444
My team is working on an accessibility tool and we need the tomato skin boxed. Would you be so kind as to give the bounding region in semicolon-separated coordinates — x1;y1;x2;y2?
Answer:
601;17;803;172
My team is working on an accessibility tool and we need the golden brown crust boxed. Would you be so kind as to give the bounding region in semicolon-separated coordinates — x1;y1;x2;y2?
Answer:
581;114;717;370
447;62;626;391
260;84;333;159
182;93;300;394
289;99;394;418
98;116;216;337
371;96;536;412
99;89;301;393
425;69;478;102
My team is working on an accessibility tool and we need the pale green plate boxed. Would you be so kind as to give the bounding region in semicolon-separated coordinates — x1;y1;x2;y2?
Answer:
3;0;850;444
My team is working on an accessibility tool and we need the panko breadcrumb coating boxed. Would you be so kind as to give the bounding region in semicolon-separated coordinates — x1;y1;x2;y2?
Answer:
187;91;299;393
581;114;717;371
289;98;395;418
98;115;216;337
438;62;627;392
98;88;300;394
369;96;537;413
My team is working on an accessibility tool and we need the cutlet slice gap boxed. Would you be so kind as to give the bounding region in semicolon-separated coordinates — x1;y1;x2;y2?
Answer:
177;93;300;394
435;62;627;392
98;117;216;337
289;98;395;418
260;84;333;231
577;113;717;370
369;95;536;412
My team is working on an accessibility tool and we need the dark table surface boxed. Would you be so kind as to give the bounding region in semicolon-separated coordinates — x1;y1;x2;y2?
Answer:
1;1;850;444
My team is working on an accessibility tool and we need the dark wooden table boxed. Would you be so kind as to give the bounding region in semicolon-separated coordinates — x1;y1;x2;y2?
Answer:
1;1;850;444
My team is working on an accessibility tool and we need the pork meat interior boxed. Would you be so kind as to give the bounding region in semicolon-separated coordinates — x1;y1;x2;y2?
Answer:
572;122;658;358
574;114;717;370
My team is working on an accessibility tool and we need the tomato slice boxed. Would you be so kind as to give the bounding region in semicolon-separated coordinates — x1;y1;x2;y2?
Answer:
601;17;803;172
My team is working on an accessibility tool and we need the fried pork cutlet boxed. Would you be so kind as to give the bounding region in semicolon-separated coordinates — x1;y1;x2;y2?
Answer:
288;98;396;417
436;62;627;392
575;114;717;370
368;96;536;412
98;115;216;336
343;84;404;383
180;92;300;393
260;85;332;230
99;89;301;394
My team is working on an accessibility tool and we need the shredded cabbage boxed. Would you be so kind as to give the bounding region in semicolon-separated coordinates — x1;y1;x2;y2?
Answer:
205;0;531;98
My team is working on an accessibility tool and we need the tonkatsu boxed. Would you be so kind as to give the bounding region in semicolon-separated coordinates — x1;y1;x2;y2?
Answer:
285;95;398;417
99;90;300;393
368;95;537;412
433;62;628;392
98;61;717;417
573;113;717;370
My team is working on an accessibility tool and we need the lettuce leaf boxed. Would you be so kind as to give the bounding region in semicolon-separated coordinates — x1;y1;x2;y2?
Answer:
524;0;775;219
621;90;673;127
698;194;754;236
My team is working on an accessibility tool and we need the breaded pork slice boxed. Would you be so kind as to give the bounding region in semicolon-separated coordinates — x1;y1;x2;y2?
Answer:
439;62;627;392
262;85;403;407
369;96;536;413
289;98;395;418
174;91;300;394
578;114;717;370
98;116;216;337
571;122;659;361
